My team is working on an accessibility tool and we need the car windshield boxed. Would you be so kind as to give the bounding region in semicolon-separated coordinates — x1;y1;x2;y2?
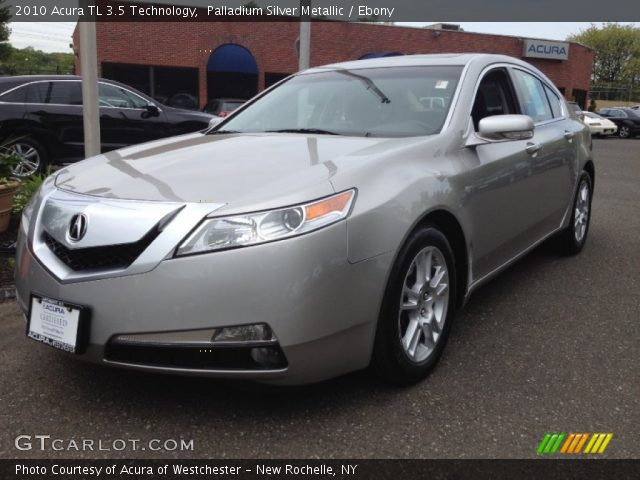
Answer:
214;66;463;137
222;101;244;111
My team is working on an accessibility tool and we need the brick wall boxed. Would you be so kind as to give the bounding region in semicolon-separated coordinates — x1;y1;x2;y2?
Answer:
73;21;594;107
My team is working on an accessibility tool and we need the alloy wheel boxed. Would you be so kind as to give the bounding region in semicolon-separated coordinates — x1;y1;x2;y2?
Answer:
11;142;41;177
619;126;630;138
574;180;590;243
398;246;450;363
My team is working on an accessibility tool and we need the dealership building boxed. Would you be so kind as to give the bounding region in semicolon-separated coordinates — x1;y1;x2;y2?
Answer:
73;19;594;109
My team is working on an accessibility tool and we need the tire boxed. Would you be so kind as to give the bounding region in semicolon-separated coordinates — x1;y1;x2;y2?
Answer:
618;125;631;138
372;226;457;384
8;137;48;177
557;171;593;255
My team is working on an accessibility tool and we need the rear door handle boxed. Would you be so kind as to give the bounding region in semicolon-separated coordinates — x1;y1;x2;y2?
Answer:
525;142;542;155
564;130;575;140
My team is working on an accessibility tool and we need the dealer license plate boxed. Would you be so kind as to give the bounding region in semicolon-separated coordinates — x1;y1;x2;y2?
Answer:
27;296;86;353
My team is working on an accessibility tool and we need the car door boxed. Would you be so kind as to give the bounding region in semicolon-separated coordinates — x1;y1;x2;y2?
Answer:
0;83;27;139
509;67;576;233
23;80;85;161
462;66;573;279
462;67;540;278
98;82;170;150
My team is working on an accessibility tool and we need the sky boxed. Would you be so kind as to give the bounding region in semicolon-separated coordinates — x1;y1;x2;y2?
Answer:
7;22;640;53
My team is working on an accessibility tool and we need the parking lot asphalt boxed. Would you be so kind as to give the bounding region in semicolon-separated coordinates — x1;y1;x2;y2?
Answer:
0;139;638;460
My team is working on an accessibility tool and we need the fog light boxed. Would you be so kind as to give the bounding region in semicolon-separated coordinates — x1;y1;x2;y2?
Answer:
250;346;286;368
212;324;274;343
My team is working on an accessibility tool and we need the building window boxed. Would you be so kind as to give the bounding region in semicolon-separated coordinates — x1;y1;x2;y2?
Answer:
102;63;200;110
265;72;290;89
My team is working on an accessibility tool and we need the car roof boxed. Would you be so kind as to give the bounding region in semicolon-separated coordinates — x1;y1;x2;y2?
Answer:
0;75;137;89
304;53;532;73
207;98;246;102
0;75;154;102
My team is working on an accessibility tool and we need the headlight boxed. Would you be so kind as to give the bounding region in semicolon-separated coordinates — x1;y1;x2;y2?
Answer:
176;189;355;256
20;174;55;234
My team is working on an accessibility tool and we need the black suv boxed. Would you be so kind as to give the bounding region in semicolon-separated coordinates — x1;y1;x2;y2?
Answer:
597;107;640;138
0;76;214;175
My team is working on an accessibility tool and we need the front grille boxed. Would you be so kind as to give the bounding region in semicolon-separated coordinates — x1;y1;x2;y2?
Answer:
105;341;288;370
43;229;158;272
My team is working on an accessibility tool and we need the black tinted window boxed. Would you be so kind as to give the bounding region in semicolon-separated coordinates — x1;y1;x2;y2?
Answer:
0;85;27;103
27;81;82;105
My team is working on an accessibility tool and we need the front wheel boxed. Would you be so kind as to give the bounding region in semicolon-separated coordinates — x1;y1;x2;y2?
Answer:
372;226;457;384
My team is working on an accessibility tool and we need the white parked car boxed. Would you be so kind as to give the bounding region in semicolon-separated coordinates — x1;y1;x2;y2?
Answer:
582;111;618;137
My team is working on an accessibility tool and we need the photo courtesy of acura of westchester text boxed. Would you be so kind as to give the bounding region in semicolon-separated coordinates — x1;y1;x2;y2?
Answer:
0;0;638;476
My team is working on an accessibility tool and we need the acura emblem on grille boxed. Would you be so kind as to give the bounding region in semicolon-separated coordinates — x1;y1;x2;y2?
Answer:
68;213;88;242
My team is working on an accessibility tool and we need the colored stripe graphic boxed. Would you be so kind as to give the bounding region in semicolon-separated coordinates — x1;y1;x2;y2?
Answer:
539;433;613;455
560;433;575;453
584;433;614;454
537;434;552;455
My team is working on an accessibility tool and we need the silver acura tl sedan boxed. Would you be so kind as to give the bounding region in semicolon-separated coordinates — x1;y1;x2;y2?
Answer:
15;54;594;385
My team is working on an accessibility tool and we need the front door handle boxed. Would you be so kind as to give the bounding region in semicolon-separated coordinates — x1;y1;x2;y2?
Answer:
525;142;542;155
564;130;575;140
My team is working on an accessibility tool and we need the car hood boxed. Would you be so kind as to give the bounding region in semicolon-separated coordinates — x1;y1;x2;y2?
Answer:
54;132;418;213
163;106;213;121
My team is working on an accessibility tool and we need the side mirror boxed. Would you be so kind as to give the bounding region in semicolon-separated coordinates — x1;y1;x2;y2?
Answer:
478;114;534;141
145;103;160;117
208;116;223;128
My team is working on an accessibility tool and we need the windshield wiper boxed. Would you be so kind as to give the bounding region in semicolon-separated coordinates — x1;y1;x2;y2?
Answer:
335;69;391;104
266;128;340;135
208;129;241;135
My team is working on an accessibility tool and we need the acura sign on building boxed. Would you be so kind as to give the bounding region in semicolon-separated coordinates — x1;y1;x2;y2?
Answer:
523;39;569;61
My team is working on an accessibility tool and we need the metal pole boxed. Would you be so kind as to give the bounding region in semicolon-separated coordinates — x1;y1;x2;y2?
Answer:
79;19;100;158
298;1;311;71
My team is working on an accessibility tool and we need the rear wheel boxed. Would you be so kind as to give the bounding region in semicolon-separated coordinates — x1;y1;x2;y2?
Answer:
557;171;593;255
618;125;631;138
372;226;457;384
8;137;48;177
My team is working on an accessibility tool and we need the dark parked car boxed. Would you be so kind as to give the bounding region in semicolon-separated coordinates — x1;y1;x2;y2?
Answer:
597;107;640;138
165;93;199;111
0;76;214;176
203;98;245;118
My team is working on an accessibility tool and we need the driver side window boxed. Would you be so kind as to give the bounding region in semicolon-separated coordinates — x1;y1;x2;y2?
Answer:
471;69;518;131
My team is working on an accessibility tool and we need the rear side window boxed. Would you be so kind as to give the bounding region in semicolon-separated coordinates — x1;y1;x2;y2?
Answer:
0;85;27;103
99;83;148;109
511;69;553;123
26;81;82;105
543;85;563;118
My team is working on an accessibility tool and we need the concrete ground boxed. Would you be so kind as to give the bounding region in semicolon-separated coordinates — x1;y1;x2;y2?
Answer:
0;138;638;459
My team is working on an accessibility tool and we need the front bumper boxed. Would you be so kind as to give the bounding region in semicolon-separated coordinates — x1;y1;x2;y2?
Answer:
16;221;393;385
589;125;617;136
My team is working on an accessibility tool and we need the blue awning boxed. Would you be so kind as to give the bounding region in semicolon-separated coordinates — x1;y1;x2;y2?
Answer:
207;44;258;74
359;52;403;59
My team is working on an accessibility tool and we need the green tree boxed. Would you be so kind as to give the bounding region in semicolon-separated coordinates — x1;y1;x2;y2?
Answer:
568;23;640;86
0;0;11;61
0;46;74;76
